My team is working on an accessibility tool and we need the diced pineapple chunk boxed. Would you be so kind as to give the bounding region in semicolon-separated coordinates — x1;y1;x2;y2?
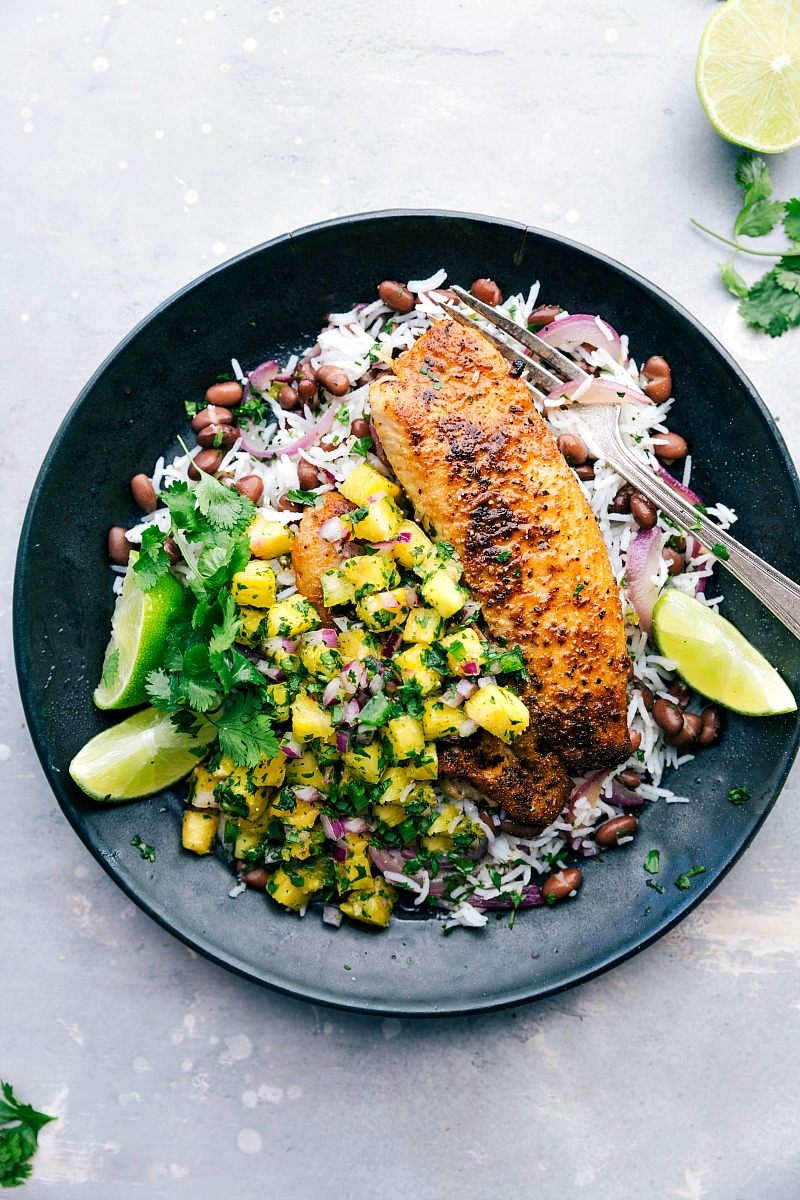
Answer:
280;829;314;860
420;834;453;854
372;802;408;827
439;627;487;676
351;495;404;543
420;568;468;618
266;595;320;638
402;606;443;645
392;520;436;573
342;742;384;784
422;698;463;740
187;766;219;809
377;765;415;805
411;783;437;811
263;682;292;722
233;824;264;859
333;833;373;894
427;802;461;836
340;462;401;506
393;643;441;695
464;683;530;743
356;589;409;631
340;876;396;927
248;515;294;559
291;693;335;742
232;560;277;609
338;628;382;662
268;796;320;830
268;861;327;910
409;741;438;780
342;553;400;595
181;810;219;855
299;640;342;679
382;714;426;762
251;752;286;789
320;568;355;608
285;751;326;791
236;605;269;647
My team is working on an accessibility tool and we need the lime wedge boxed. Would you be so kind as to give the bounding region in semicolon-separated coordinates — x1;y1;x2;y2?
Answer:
94;558;185;710
70;707;217;801
696;0;800;154
652;589;797;716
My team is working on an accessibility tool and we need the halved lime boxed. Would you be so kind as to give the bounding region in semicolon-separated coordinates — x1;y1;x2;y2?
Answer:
696;0;800;154
70;707;217;801
652;589;797;716
93;558;185;710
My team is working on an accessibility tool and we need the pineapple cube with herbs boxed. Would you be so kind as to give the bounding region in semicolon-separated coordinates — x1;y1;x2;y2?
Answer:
248;515;294;559
285;751;326;791
251;752;286;790
422;698;463;741
411;782;437;811
268;795;320;830
356;588;409;631
268;859;328;910
439;627;487;676
464;683;530;743
339;462;402;506
382;714;426;763
420;568;468;619
409;741;438;780
333;833;373;894
392;643;441;695
181;810;219;855
350;494;404;543
320;568;355;608
392;520;436;573
340;876;396;928
232;561;277;609
377;765;415;806
342;552;399;596
236;606;269;647
263;682;292;723
291;693;335;743
266;595;320;638
372;802;408;827
426;802;462;836
402;606;443;645
342;741;384;784
187;765;219;809
338;628;383;663
233;823;264;860
421;833;454;854
299;640;342;680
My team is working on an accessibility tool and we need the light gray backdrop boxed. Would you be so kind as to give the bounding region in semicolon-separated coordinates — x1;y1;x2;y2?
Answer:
2;2;800;1197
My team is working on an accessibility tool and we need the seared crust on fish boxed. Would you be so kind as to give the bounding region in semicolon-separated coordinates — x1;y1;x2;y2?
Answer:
292;491;354;623
369;318;631;776
438;731;572;828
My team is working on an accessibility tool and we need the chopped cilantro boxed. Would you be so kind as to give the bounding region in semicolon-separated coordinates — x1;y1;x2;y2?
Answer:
0;1080;55;1188
712;543;729;561
285;489;319;508
352;436;372;458
496;549;511;564
646;879;665;894
728;786;751;806
131;835;156;862
675;866;706;890
643;850;660;875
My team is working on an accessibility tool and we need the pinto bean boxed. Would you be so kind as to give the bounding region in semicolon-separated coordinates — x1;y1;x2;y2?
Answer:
610;485;634;514
628;728;642;752
297;460;322;491
241;866;271;890
277;493;303;513
653;431;687;463
699;705;724;747
191;405;235;432
471;278;503;306
196;423;241;448
630;492;657;529
632;678;654;711
528;304;561;326
669;679;692;709
164;534;182;565
575;464;595;481
378;280;415;313
350;417;371;440
663;546;684;576
205;381;243;407
278;384;300;411
543;868;582;904
316;364;350;396
557;433;588;466
131;473;157;513
108;526;131;565
653;697;683;735
617;769;641;789
500;818;542;837
595;815;638;847
235;474;264;504
641;355;672;402
188;449;224;480
295;361;319;406
663;710;703;749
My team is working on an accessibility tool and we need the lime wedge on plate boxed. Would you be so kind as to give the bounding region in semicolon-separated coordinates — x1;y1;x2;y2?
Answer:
652;589;797;716
696;0;800;154
70;707;217;801
93;558;185;710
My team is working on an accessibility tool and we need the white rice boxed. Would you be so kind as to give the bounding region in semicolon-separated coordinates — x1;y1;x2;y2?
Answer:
124;268;735;928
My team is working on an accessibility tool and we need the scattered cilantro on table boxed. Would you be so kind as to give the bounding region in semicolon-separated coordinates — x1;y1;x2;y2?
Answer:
0;1081;55;1189
692;152;800;337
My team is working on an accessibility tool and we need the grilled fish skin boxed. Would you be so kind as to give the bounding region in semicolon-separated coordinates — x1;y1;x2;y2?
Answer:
369;318;631;775
438;731;571;828
292;491;354;622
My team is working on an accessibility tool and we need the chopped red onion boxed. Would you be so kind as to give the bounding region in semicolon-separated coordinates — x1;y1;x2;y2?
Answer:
365;490;387;504
478;674;497;688
458;718;479;737
368;673;384;695
544;377;647;407
341;698;362;726
396;530;412;544
320;628;340;648
456;679;478;700
609;777;644;807
370;540;397;553
330;843;348;862
537;314;623;361
626;526;664;636
656;466;706;594
335;729;350;754
368;846;408;874
322;905;343;927
280;740;302;760
462;661;480;677
441;686;464;709
381;592;400;609
353;727;375;745
468;884;544;910
343;816;370;834
405;587;419;608
322;678;343;708
321;813;346;840
382;630;402;657
319;516;346;542
244;405;338;459
248;359;280;392
259;664;284;682
294;785;322;804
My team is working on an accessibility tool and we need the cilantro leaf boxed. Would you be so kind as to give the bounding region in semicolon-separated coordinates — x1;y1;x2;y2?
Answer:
775;257;800;295
352;436;373;458
145;668;172;708
100;648;120;689
734;151;773;206
194;472;255;532
0;1081;55;1189
358;692;392;727
132;525;171;591
397;678;424;718
720;254;749;299
285;489;319;507
161;480;198;530
739;268;800;337
208;591;241;659
214;692;278;767
728;785;751;806
734;198;784;239
784;198;800;245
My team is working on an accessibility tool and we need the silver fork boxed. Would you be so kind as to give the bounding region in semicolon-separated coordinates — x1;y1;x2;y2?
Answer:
445;284;800;642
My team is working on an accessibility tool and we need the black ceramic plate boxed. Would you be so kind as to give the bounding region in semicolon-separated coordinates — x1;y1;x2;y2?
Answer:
14;211;800;1016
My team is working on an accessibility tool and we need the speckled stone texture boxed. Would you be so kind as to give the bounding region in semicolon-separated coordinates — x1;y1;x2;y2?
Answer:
2;1;800;1197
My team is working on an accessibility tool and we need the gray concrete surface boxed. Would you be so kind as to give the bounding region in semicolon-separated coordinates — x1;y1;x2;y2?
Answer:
3;1;800;1196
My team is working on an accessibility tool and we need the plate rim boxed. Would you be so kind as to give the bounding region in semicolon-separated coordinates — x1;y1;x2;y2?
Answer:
14;207;800;1017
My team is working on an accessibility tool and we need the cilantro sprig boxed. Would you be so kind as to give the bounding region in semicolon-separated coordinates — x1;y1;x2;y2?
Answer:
692;152;800;338
0;1081;55;1189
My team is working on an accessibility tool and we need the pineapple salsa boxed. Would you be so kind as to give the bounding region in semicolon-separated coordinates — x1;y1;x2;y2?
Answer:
182;461;532;929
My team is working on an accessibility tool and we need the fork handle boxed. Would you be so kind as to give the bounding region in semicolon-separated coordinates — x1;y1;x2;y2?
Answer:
605;433;800;642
